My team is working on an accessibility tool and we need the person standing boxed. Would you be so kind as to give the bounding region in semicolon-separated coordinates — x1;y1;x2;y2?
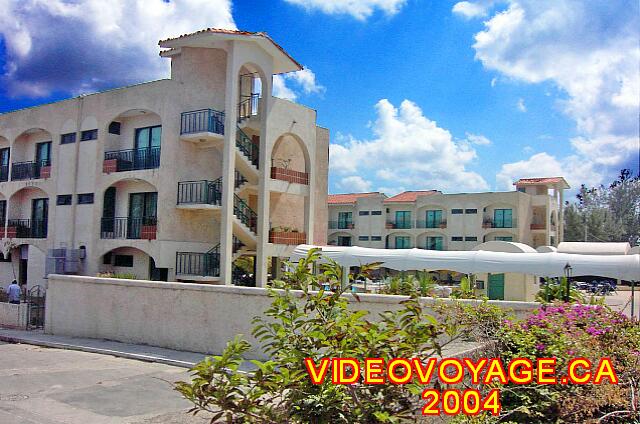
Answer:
7;280;21;305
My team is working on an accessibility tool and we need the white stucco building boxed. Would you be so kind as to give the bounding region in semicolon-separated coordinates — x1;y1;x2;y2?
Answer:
0;29;329;288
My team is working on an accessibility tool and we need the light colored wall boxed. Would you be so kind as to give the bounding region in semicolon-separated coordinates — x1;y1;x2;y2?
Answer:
313;127;329;245
0;302;28;329
45;274;540;358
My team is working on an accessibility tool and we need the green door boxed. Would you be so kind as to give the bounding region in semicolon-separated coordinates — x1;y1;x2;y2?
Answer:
488;273;505;300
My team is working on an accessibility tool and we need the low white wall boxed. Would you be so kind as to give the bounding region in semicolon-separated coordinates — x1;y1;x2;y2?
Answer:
0;302;28;329
45;275;539;359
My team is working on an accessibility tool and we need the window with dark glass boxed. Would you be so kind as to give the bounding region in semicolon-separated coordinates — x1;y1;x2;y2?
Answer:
127;192;157;239
359;211;370;216
371;236;382;241
56;195;72;205
465;208;477;214
425;210;442;228
0;149;7;182
36;141;52;166
0;252;11;262
451;209;464;214
108;121;121;135
61;133;76;144
103;252;113;265
337;211;353;229
77;193;94;204
358;236;369;241
495;236;513;241
451;236;463;241
337;236;351;246
371;210;382;215
493;209;513;228
465;236;478;241
0;200;6;224
395;236;411;249
114;255;133;267
425;236;444;250
394;211;411;229
80;129;98;141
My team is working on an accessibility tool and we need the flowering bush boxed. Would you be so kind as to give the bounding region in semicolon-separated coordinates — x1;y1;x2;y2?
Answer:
485;303;640;423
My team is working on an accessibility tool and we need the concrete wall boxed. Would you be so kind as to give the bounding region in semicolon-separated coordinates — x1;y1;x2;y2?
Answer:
45;274;539;359
0;302;28;329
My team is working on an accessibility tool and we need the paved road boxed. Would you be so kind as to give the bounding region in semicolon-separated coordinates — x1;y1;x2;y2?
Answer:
603;289;640;318
0;343;213;424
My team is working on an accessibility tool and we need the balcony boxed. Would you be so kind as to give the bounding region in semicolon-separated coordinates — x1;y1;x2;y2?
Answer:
176;245;220;278
530;222;546;230
103;147;160;173
269;230;307;245
4;219;48;238
100;217;157;240
177;179;222;207
179;109;225;146
328;221;354;230
271;167;309;185
386;220;413;229
234;195;257;234
416;219;447;229
482;218;517;229
11;160;51;181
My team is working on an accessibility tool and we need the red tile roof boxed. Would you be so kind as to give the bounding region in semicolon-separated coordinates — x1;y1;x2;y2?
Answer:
383;190;440;203
328;192;382;205
158;28;302;72
514;177;569;188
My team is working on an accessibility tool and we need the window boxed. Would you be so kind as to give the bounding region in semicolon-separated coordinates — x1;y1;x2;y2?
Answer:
465;236;478;241
108;121;121;135
371;210;382;216
395;236;411;249
80;129;98;141
77;193;94;204
0;148;9;182
337;236;351;246
425;210;443;228
103;252;113;265
358;236;369;241
135;125;161;149
60;133;76;144
371;236;382;241
36;141;52;166
337;212;353;229
451;209;464;214
495;236;513;242
425;236;444;251
0;252;11;262
358;211;370;216
56;195;72;206
451;236;463;241
114;254;134;267
394;211;412;229
517;187;526;193
0;200;5;225
493;209;513;228
465;208;477;214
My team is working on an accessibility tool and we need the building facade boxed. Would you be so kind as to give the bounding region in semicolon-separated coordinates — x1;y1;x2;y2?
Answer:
327;177;568;251
0;29;329;288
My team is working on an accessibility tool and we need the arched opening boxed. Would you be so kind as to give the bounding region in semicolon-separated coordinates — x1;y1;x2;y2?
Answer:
386;231;413;249
271;133;310;185
0;243;47;289
416;204;448;229
482;202;517;229
103;109;162;173
100;179;158;240
483;230;518;243
328;231;353;246
238;63;267;122
416;231;447;250
100;247;166;281
8;187;49;239
0;136;9;182
11;128;52;181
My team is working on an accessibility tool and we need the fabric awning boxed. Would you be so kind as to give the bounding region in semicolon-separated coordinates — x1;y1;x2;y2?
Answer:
290;245;640;281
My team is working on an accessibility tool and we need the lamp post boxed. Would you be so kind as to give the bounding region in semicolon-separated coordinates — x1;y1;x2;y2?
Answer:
563;263;572;303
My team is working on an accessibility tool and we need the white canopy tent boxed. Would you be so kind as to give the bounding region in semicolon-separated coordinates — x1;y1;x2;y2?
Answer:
290;245;640;281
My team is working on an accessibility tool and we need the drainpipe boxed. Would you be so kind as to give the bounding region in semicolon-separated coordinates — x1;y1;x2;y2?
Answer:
69;95;85;248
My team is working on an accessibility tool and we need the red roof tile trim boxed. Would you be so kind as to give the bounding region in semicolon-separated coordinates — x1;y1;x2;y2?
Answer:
328;192;381;204
158;28;302;72
514;177;566;185
384;190;440;203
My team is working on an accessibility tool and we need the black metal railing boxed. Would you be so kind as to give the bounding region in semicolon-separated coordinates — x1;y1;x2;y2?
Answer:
234;195;257;234
238;94;259;122
180;109;225;135
328;220;354;230
6;219;48;238
176;244;220;277
416;219;447;229
177;178;222;206
104;147;160;172
11;160;50;181
100;216;157;239
0;165;8;182
236;127;259;168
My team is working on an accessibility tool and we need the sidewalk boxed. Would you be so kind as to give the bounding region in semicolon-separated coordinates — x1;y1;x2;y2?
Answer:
0;328;207;369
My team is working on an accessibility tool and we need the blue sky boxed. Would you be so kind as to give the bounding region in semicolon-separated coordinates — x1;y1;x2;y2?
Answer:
1;0;638;196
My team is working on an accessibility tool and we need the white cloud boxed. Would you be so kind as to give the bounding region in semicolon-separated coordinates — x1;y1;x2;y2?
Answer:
273;67;325;101
0;0;235;97
284;0;407;20
490;77;498;87
338;175;372;192
466;132;492;146
467;0;640;186
452;1;490;19
516;98;526;112
329;99;489;193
